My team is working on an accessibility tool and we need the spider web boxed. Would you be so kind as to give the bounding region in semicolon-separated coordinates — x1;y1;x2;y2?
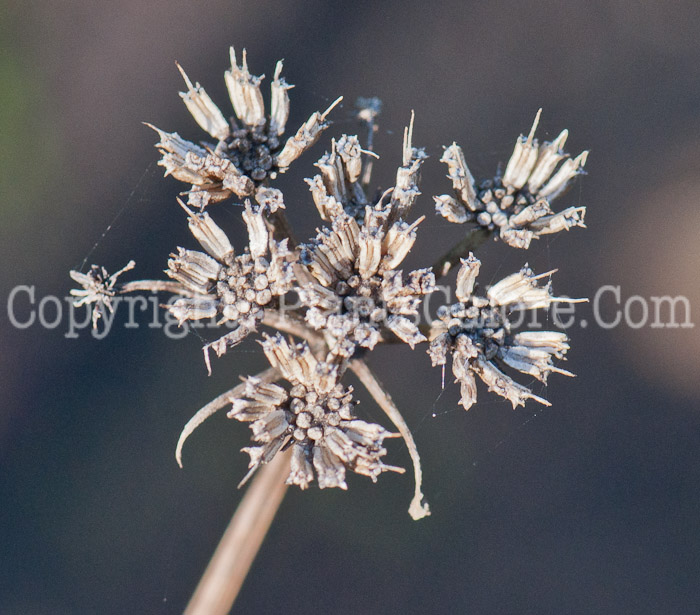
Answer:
75;161;157;273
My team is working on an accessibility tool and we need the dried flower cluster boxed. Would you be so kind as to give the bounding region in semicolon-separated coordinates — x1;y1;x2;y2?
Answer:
70;47;589;519
428;255;582;410
435;109;587;249
297;207;434;357
69;261;135;328
166;198;294;371
232;334;403;490
149;48;341;208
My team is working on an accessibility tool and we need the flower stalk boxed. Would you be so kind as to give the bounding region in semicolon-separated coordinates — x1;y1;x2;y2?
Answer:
184;448;291;615
432;226;491;279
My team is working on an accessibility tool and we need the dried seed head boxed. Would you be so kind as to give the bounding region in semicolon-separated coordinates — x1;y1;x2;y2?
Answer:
298;208;434;356
69;44;591;523
69;261;135;329
148;48;340;208
229;334;403;489
165;201;294;369
435;110;588;248
428;254;583;409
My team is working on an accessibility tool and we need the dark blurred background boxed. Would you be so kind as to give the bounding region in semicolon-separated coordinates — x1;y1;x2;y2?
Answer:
2;1;700;613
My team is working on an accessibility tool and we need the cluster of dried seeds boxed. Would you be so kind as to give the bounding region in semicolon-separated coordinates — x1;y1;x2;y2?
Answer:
69;261;135;328
162;199;294;370
149;47;340;208
428;254;582;410
435;109;587;249
297;207;434;356
231;335;402;490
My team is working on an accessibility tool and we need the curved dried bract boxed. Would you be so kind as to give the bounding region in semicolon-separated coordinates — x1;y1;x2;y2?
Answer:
349;358;430;520
149;47;341;208
428;254;585;409
435;110;588;248
229;334;403;489
175;367;278;468
297;208;434;357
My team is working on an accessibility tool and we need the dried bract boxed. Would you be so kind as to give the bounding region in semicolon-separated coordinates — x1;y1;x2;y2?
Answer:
149;47;341;208
428;254;582;409
306;134;370;221
229;334;403;489
435;109;588;248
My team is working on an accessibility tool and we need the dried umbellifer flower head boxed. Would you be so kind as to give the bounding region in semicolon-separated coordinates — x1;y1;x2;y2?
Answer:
68;40;590;527
428;254;585;409
166;199;294;371
148;47;342;208
230;334;403;489
435;109;588;249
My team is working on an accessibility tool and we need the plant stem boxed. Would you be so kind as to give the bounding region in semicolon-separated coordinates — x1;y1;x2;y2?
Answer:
119;280;190;295
184;448;292;615
432;227;491;279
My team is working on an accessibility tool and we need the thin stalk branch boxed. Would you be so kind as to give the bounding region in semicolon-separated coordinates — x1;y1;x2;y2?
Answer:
119;280;190;295
261;310;323;347
360;125;378;193
262;311;329;358
432;227;491;279
349;358;430;520
184;448;292;615
357;97;381;192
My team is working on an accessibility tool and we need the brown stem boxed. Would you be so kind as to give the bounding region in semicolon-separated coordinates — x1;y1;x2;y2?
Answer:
183;448;292;615
432;227;491;279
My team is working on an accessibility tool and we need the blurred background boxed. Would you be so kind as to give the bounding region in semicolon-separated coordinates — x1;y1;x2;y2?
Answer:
2;1;700;613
